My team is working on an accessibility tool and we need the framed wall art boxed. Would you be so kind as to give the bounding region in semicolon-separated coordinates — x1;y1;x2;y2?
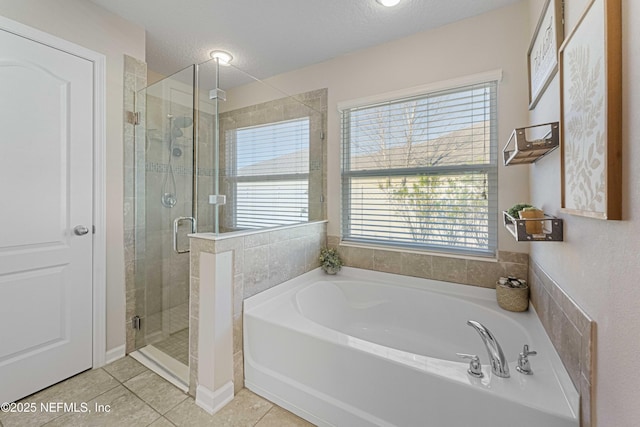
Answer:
560;0;622;220
527;0;563;110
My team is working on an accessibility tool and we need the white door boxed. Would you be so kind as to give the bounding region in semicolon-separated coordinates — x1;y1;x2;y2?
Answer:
0;26;94;403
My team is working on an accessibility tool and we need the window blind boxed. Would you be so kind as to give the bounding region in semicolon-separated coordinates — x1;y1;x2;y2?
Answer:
341;82;498;256
226;117;310;228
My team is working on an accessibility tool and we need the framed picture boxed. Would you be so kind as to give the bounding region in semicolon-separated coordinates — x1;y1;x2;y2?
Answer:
560;0;622;220
527;0;563;110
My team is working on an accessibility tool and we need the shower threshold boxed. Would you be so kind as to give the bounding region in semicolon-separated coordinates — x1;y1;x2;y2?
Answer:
130;345;189;392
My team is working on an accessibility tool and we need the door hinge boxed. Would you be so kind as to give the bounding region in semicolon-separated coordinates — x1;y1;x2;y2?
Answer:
320;131;325;140
126;111;140;125
92;225;96;234
132;315;141;331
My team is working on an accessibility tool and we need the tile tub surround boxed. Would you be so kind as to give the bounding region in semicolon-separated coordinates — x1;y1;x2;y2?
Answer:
529;260;596;427
327;235;529;288
188;221;327;397
0;356;311;427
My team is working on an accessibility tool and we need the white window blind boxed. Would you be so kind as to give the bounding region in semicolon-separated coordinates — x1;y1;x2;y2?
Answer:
226;117;310;228
341;82;498;256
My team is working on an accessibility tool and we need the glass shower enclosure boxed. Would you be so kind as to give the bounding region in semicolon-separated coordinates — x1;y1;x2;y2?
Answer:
130;56;325;388
132;65;196;385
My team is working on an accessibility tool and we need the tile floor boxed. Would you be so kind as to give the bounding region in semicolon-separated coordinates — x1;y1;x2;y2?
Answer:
0;356;314;427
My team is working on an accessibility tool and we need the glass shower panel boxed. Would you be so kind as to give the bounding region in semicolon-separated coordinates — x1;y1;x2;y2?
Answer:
196;59;326;235
193;59;221;234
134;65;194;374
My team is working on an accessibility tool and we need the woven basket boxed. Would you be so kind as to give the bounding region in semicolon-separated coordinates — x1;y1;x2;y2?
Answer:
496;283;529;312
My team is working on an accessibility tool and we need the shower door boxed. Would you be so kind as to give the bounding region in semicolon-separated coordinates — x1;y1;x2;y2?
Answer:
133;66;195;375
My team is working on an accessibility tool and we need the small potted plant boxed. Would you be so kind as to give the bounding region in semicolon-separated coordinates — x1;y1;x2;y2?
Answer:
319;247;343;275
507;203;534;220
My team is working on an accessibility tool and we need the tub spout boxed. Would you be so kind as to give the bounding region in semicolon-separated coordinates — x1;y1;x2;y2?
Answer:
466;320;510;378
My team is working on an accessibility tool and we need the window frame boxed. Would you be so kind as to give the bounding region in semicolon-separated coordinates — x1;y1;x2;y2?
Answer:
339;73;500;257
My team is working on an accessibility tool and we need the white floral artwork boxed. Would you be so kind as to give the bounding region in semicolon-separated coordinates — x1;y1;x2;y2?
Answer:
562;0;607;215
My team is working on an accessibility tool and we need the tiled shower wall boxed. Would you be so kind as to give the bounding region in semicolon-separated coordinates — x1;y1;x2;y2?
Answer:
142;88;192;343
188;221;327;396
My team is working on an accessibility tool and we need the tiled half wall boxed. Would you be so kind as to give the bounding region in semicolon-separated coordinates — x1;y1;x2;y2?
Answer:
188;221;327;396
529;260;596;427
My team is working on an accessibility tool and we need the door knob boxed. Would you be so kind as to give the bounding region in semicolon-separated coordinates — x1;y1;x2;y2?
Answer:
73;225;90;236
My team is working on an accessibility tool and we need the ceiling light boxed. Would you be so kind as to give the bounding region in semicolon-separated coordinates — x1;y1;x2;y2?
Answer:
377;0;400;7
209;50;233;66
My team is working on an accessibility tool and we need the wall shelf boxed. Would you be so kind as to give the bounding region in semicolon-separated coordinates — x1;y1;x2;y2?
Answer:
503;122;559;165
503;211;563;241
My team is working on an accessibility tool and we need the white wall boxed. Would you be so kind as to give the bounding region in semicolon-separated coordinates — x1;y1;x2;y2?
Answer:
527;0;640;425
0;0;145;354
223;1;531;255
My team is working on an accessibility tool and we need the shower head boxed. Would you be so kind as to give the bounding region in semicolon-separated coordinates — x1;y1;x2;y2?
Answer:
168;115;193;138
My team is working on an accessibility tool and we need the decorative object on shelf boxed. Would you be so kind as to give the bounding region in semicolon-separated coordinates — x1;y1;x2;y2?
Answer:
519;207;544;234
528;0;564;110
496;277;529;312
503;122;559;165
503;211;563;241
319;247;343;275
560;0;622;220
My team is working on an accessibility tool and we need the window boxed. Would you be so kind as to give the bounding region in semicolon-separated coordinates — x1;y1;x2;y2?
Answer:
340;81;498;256
226;118;310;228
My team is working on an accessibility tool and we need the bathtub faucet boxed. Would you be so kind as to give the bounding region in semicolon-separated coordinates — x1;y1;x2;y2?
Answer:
466;320;510;378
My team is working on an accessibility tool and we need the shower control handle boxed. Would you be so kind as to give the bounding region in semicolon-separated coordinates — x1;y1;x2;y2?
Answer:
73;225;90;236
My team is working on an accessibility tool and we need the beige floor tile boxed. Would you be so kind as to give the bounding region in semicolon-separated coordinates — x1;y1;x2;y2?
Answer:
165;389;272;427
163;399;217;426
103;355;148;383
255;406;315;427
211;389;273;426
0;369;119;427
45;385;161;427
123;370;188;414
148;416;176;426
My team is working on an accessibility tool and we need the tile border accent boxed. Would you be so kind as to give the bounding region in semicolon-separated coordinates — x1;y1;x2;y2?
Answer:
529;259;595;427
328;236;528;288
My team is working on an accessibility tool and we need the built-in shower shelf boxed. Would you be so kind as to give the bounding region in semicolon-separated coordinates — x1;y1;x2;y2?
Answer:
503;211;563;242
503;122;559;165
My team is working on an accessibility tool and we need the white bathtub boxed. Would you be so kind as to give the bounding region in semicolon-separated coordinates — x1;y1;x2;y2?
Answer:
244;267;579;427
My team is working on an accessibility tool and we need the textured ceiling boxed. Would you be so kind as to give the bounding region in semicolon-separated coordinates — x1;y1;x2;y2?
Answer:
89;0;520;86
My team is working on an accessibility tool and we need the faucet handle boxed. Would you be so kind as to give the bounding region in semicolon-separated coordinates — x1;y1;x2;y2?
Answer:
521;344;537;357
456;353;484;378
516;344;537;375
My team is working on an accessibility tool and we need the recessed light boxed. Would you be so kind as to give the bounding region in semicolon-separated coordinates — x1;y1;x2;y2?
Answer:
209;50;233;66
377;0;400;7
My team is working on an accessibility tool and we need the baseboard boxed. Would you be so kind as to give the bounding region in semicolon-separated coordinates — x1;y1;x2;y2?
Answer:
104;345;125;365
196;382;234;415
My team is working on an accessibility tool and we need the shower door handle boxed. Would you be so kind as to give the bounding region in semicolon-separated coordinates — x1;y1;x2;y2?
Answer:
173;216;197;254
